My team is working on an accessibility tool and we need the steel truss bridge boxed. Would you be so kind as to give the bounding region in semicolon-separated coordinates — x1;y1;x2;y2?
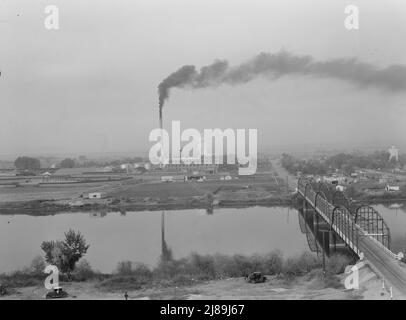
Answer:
298;177;406;297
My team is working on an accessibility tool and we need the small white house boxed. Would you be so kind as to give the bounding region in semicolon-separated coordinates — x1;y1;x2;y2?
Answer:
386;185;400;192
161;176;174;182
336;185;345;192
120;163;131;170
88;192;102;199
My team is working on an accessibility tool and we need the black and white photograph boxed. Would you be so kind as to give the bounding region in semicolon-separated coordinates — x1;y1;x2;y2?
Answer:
1;0;406;307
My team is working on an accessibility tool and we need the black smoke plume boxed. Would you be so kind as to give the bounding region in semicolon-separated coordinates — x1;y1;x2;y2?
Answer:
157;50;406;120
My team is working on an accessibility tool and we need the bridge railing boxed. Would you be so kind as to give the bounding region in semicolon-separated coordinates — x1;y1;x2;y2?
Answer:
298;177;364;256
361;229;399;260
299;176;391;248
298;177;396;257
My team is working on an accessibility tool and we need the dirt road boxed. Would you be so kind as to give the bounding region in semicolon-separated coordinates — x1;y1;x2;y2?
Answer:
1;272;392;300
270;158;298;192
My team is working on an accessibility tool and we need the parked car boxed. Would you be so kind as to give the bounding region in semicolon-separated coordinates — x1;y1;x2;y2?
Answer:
45;287;68;299
245;272;267;283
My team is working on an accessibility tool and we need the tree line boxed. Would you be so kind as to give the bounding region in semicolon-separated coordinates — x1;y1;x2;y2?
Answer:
13;156;146;171
281;151;405;176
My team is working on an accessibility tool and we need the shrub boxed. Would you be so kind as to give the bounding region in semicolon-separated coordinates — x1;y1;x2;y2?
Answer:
100;262;153;291
30;255;46;276
262;250;284;275
115;261;153;280
212;255;241;278
155;258;191;279
326;254;352;275
226;254;255;277
283;252;321;276
0;271;42;288
305;269;342;289
116;261;133;276
73;259;95;281
132;263;152;277
189;253;216;279
98;276;147;291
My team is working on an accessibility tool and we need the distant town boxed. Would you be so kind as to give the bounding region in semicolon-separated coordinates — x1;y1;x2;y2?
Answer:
0;146;404;215
281;146;406;203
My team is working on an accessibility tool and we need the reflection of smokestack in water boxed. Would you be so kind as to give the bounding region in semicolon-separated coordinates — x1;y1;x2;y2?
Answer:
161;211;172;262
161;211;165;252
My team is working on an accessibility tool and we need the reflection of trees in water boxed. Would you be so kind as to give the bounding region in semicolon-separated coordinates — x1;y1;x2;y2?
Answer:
160;211;173;262
89;211;107;218
381;202;406;214
206;193;214;215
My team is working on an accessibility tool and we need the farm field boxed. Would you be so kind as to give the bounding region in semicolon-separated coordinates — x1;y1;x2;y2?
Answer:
0;182;122;203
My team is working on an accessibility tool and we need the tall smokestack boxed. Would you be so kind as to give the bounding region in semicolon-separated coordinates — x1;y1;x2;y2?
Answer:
159;104;163;130
158;102;164;166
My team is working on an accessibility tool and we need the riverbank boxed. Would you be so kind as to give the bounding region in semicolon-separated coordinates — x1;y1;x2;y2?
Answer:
1;191;405;216
1;171;405;215
0;176;292;214
0;197;292;215
0;266;391;300
1;250;378;300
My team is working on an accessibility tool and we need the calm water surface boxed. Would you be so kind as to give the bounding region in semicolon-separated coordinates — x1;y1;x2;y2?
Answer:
0;207;308;273
1;204;405;273
375;204;406;254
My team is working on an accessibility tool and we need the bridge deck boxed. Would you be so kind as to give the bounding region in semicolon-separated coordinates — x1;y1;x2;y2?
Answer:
298;178;406;298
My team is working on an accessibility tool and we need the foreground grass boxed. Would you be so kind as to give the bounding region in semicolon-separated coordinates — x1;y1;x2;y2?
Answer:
0;251;353;295
98;251;352;291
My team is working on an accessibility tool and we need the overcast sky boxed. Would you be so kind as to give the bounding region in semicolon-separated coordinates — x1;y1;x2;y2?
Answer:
0;0;405;157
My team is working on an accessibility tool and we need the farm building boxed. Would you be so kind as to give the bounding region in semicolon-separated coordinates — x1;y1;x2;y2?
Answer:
87;192;102;199
161;175;186;182
336;185;345;192
386;185;400;192
161;176;174;182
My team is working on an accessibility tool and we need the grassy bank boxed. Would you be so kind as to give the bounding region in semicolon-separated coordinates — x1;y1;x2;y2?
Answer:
0;196;293;215
0;251;353;296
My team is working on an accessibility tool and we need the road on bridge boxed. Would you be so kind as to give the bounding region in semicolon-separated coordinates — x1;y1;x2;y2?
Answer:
338;207;406;297
298;180;406;299
359;236;406;298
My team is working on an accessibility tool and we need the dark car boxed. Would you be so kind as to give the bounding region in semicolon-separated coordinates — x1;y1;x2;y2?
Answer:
0;284;7;296
245;272;267;283
45;287;68;299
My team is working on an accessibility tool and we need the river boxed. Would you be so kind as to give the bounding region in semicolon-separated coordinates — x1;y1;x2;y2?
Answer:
0;204;405;273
